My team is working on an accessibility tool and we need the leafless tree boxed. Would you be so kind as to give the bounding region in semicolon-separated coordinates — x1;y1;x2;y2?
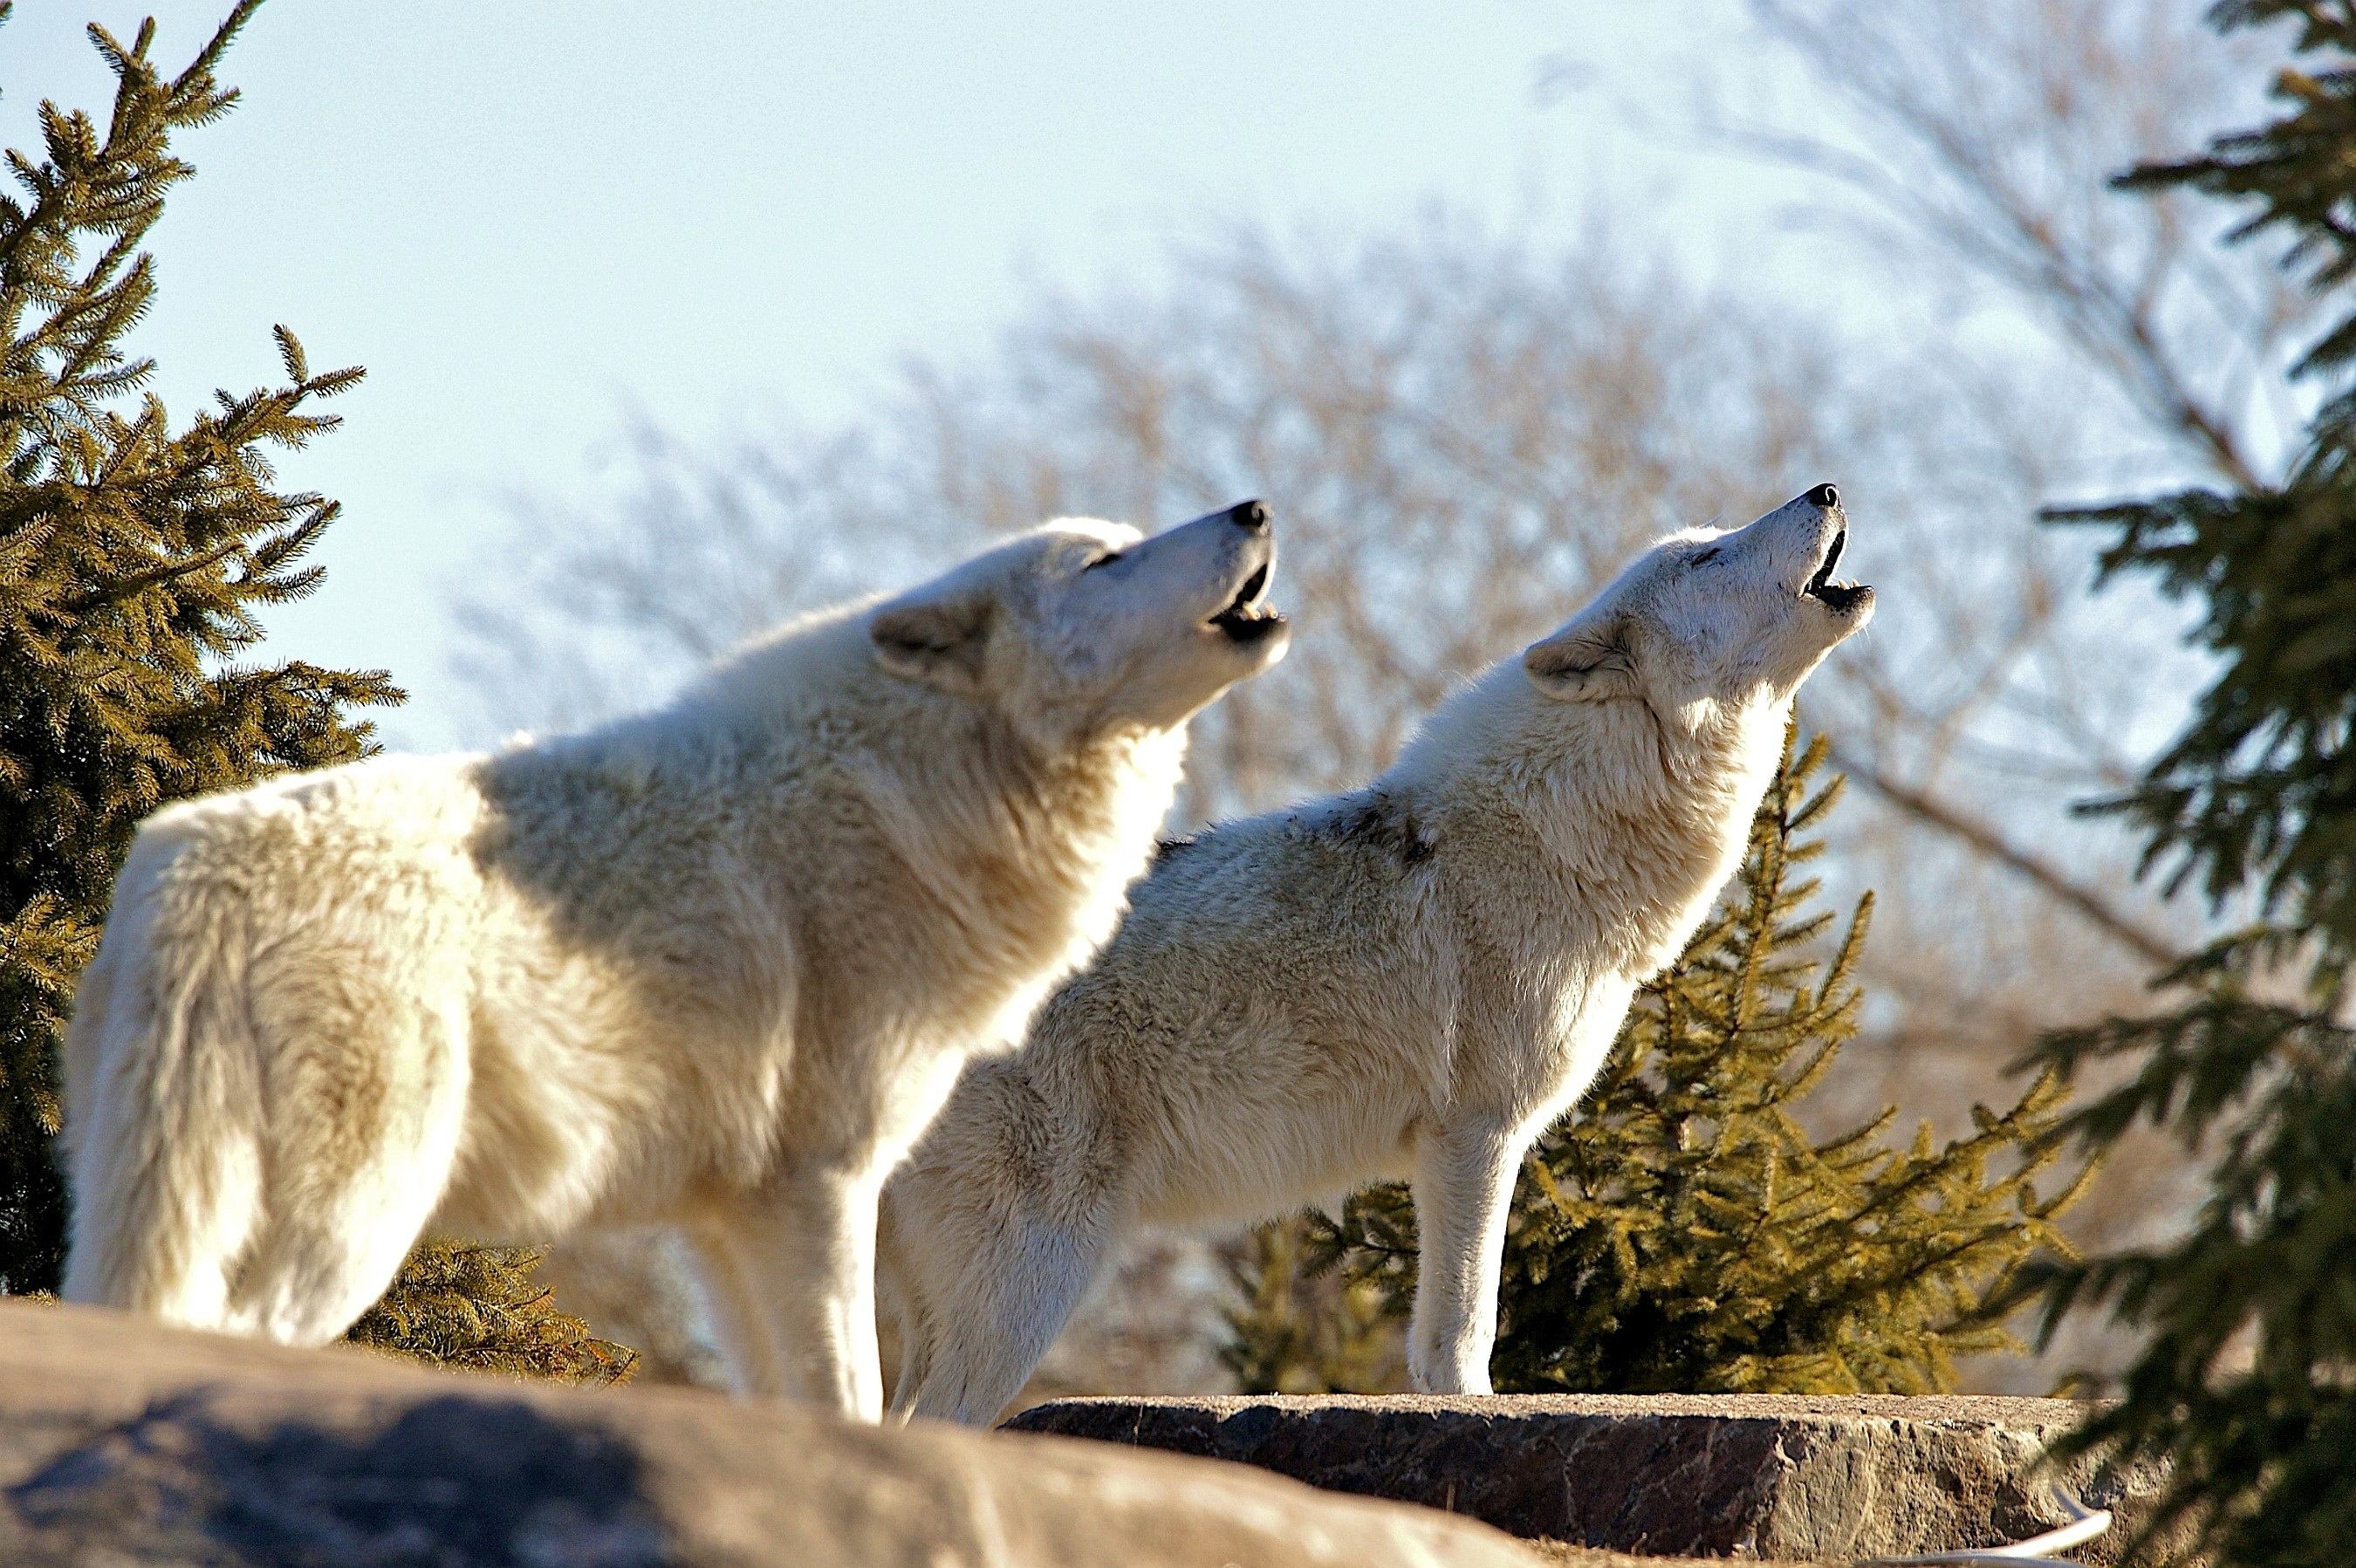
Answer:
1716;0;2311;955
453;217;2099;1392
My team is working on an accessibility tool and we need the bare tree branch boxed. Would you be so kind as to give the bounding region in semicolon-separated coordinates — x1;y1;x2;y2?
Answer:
1830;743;2180;969
1743;0;2306;490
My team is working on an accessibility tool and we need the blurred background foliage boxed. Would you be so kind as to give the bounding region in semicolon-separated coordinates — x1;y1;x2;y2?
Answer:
348;1240;637;1387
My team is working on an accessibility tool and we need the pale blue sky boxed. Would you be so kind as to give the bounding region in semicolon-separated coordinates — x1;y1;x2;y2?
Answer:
3;1;1848;750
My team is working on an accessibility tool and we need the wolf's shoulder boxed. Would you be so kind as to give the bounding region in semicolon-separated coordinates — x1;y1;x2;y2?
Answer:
1148;788;1438;887
1284;789;1438;866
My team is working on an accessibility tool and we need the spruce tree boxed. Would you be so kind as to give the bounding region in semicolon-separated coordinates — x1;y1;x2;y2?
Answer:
0;0;399;1294
349;1240;638;1386
0;6;626;1393
1241;729;2087;1394
2009;6;2356;1563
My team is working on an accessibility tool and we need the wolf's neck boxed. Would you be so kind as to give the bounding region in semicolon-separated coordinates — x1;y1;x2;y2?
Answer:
1496;693;1789;977
855;709;1188;974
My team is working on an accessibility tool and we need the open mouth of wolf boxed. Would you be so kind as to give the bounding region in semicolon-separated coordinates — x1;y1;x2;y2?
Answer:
1803;528;1870;614
1209;562;1287;644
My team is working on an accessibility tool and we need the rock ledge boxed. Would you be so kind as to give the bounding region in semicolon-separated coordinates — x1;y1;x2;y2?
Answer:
0;1302;1549;1567
1007;1392;2170;1564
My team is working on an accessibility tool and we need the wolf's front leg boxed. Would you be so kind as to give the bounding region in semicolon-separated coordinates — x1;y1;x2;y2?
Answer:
702;1164;890;1421
1406;1119;1524;1394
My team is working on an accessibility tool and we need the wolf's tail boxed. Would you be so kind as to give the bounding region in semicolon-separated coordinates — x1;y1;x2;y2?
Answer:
58;832;268;1330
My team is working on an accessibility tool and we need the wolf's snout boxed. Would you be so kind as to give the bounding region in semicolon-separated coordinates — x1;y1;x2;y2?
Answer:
1207;500;1286;646
1805;483;1839;510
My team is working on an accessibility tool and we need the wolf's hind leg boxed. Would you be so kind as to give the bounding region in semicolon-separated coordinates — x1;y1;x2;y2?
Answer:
681;1209;798;1400
873;1202;928;1422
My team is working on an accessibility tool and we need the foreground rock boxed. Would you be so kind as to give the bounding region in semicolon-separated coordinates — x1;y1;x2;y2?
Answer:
1010;1393;2171;1564
0;1303;1558;1567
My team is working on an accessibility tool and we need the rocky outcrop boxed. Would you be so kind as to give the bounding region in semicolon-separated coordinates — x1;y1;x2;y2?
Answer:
1009;1393;2172;1564
0;1302;1557;1567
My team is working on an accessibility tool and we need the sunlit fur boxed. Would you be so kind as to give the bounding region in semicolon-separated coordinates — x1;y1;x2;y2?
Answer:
60;509;1288;1422
880;490;1873;1423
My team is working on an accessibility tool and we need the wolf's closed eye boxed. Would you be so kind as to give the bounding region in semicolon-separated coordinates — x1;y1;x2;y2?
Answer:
1691;546;1722;565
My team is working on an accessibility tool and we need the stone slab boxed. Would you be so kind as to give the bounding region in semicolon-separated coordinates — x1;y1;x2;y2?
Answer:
1006;1393;2173;1564
0;1302;1559;1567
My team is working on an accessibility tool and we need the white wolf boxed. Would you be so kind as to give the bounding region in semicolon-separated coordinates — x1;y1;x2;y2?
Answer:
879;486;1873;1423
61;502;1290;1421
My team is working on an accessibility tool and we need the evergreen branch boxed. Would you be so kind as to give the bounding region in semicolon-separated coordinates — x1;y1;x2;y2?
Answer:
180;1;269;95
60;532;246;614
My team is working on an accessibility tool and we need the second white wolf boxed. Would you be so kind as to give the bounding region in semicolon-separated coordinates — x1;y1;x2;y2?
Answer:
880;486;1874;1422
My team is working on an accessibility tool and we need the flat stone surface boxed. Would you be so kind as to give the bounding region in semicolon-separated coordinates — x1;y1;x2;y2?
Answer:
0;1303;1557;1567
1007;1393;2173;1564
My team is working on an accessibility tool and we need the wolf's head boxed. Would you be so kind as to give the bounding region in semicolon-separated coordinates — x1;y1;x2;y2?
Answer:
1522;484;1872;715
868;500;1291;747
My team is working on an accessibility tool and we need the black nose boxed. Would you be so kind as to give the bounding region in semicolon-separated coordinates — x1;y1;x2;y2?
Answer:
1805;483;1839;510
1229;498;1270;532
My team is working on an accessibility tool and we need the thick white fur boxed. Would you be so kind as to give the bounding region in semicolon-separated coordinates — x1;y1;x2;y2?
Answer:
61;506;1289;1422
880;490;1875;1423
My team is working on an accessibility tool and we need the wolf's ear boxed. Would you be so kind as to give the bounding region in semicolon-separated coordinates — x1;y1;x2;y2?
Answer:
871;592;995;694
1524;610;1639;702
